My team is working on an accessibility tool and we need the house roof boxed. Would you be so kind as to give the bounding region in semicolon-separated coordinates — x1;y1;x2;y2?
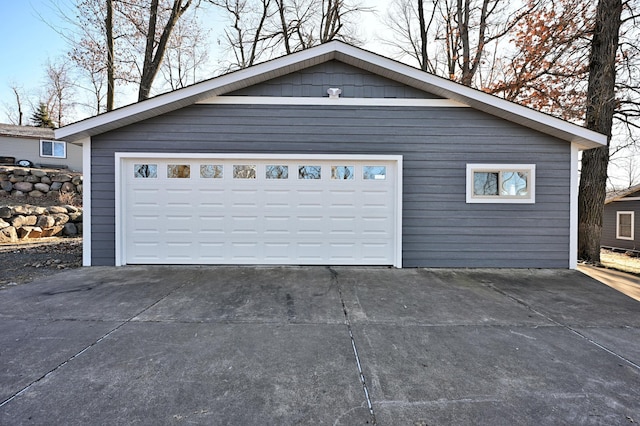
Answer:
55;41;607;149
0;123;54;139
606;184;640;203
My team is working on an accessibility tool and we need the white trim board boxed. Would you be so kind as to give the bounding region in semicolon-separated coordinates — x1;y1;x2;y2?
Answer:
196;96;467;107
114;152;403;268
570;144;579;269
81;137;92;266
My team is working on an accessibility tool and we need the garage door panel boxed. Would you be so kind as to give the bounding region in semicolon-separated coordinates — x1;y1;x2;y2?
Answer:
122;156;399;265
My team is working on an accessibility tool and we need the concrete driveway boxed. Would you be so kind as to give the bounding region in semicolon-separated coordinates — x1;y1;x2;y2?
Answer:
0;267;638;425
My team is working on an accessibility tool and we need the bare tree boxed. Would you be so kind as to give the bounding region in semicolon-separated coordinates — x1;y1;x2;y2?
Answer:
44;58;76;128
138;0;199;100
160;12;211;89
3;83;27;125
212;0;369;70
383;0;535;87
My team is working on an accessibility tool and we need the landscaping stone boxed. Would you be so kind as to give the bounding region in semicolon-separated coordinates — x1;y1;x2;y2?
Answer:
61;182;75;193
0;181;12;192
0;206;11;218
31;169;47;177
12;169;28;176
63;222;78;236
36;215;55;228
0;226;18;243
50;182;63;191
52;173;72;182
0;218;9;228
13;181;34;192
51;213;70;226
34;183;50;192
29;190;45;198
48;206;68;214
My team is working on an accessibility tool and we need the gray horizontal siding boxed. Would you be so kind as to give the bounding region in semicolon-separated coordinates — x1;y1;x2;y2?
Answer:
91;104;571;268
226;60;441;99
602;201;640;250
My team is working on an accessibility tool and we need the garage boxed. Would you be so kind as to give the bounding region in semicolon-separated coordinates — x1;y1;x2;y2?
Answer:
116;154;403;267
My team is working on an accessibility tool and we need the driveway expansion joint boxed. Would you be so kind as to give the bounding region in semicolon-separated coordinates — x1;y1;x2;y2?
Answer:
0;277;193;409
484;282;640;371
328;266;377;425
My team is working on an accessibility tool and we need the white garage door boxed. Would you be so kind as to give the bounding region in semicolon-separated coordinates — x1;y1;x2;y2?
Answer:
117;154;402;266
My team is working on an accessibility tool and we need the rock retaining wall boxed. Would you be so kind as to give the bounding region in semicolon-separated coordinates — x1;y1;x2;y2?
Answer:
0;166;82;198
0;205;83;243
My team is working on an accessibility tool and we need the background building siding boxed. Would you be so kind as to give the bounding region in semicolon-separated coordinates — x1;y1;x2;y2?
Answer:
91;104;571;267
602;201;640;251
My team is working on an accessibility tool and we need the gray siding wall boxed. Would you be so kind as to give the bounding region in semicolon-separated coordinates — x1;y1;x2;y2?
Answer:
91;104;571;267
226;61;441;99
602;201;640;250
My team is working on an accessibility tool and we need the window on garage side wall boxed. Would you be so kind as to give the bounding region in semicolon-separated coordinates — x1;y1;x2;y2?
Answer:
466;164;535;204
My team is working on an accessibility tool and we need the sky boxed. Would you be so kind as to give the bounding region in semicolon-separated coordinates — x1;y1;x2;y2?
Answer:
0;1;72;115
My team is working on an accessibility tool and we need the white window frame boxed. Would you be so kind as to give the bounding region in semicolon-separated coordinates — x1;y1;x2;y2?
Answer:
466;164;536;204
616;211;635;240
40;139;67;159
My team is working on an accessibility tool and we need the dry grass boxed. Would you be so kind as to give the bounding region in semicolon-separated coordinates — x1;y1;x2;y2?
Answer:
600;249;640;275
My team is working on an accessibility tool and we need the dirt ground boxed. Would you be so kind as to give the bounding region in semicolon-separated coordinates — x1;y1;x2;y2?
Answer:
0;238;82;290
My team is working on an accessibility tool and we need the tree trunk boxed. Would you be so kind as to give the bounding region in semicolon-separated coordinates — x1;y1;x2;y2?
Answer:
417;0;428;71
106;0;115;112
577;0;622;263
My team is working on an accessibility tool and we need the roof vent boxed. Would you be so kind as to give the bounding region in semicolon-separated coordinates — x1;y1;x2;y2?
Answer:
327;88;342;99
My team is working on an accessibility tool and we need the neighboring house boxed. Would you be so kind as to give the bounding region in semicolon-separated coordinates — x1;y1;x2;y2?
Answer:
55;41;606;268
0;124;82;171
602;184;640;252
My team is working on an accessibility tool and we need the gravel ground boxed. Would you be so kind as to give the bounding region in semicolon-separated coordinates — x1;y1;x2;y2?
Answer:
0;238;82;290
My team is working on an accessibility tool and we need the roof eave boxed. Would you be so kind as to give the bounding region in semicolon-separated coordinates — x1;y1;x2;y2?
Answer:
55;41;607;150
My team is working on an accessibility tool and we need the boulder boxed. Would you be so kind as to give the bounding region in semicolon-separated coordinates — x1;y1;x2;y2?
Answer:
11;190;26;197
9;176;24;183
36;215;55;228
63;223;78;236
11;215;27;227
13;181;34;192
0;218;9;228
61;182;76;193
25;175;40;183
40;176;52;184
32;207;47;215
76;184;83;193
64;205;79;213
12;205;29;215
41;225;64;237
51;173;72;182
50;182;63;191
51;213;69;226
0;226;18;243
34;183;50;192
0;181;12;192
69;212;82;222
12;169;28;176
48;206;68;214
0;206;12;218
17;226;43;239
23;215;37;226
31;169;47;178
29;190;45;198
71;175;83;185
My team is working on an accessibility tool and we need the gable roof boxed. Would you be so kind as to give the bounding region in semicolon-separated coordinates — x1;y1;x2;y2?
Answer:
0;123;54;139
55;41;607;149
606;184;640;203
